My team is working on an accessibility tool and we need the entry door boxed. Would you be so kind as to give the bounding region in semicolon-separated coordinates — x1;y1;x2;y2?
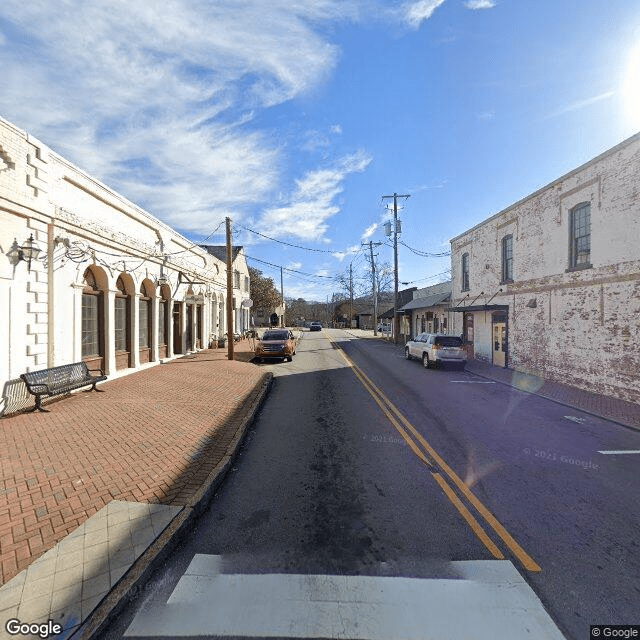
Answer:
186;305;193;352
172;303;182;354
493;323;507;367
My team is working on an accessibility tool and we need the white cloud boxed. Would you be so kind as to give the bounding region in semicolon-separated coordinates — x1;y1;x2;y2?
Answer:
259;151;373;241
330;124;343;134
544;91;615;120
465;0;496;9
361;223;379;240
403;0;447;29
0;0;359;235
332;245;361;261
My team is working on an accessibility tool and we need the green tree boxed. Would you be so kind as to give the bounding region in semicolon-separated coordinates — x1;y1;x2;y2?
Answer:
249;267;281;316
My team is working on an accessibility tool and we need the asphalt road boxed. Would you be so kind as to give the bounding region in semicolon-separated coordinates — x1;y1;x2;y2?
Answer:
95;328;640;640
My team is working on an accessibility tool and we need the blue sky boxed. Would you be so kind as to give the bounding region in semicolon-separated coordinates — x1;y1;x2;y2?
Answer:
2;0;640;300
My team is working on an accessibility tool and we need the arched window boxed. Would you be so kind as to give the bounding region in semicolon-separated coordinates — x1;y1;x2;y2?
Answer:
82;268;104;369
114;275;131;369
461;253;470;291
139;281;153;363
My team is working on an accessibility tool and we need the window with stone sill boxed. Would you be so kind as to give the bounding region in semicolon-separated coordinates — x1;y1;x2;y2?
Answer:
568;202;591;271
461;253;470;292
501;234;514;283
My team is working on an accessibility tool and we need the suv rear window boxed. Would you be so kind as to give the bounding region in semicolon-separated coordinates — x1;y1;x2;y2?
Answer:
263;331;288;340
434;336;463;347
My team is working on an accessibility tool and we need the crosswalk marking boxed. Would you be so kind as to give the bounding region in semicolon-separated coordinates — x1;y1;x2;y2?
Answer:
125;555;566;639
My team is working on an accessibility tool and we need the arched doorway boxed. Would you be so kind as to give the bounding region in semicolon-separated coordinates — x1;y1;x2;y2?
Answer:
115;274;132;370
139;280;154;364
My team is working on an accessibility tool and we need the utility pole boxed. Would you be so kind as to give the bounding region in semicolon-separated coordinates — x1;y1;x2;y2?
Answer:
382;193;410;344
349;262;354;329
363;240;382;335
280;266;284;327
225;216;234;360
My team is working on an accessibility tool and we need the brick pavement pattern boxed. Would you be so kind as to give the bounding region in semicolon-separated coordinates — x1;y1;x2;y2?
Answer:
0;341;267;587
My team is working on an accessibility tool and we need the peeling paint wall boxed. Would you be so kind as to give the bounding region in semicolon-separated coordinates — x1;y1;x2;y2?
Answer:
450;133;640;403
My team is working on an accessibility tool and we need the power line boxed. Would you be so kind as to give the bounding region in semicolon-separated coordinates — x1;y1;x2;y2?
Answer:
246;254;339;280
402;270;451;285
233;222;360;256
399;240;450;257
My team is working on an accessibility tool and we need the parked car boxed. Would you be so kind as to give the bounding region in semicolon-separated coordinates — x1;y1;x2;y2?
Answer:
309;322;322;331
254;329;296;362
405;333;466;369
377;322;391;332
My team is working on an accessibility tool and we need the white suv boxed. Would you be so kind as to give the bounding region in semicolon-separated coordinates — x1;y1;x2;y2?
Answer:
405;333;466;369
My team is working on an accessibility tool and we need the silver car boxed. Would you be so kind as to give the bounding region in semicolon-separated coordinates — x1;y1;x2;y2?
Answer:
405;333;466;369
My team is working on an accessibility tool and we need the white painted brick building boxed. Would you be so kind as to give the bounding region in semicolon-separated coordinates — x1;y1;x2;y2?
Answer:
399;281;452;337
0;117;250;414
450;133;640;404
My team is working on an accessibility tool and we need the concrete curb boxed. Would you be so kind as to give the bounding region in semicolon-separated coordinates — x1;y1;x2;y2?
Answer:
75;372;273;640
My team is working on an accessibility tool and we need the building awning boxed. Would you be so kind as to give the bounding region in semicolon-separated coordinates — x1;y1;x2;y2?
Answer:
398;291;451;312
449;304;509;313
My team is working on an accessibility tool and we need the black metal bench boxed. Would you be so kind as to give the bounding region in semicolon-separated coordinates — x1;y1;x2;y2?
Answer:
20;362;107;412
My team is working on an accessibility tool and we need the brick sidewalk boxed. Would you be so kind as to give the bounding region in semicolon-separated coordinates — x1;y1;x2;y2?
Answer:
0;339;267;587
460;359;640;430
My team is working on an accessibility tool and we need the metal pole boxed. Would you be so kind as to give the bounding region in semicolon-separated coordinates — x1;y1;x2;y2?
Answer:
371;242;378;336
225;217;234;360
393;195;399;344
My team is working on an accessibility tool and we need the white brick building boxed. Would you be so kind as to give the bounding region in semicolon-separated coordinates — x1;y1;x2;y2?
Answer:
0;117;250;414
450;132;640;404
398;281;451;337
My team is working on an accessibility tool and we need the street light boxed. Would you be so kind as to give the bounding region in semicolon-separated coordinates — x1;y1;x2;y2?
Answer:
12;234;42;271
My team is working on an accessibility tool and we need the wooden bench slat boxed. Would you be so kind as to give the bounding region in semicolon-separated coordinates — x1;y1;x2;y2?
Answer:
20;362;107;412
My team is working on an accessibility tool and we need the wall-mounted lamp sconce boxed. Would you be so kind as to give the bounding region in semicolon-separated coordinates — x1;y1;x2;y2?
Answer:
14;234;42;271
156;275;169;286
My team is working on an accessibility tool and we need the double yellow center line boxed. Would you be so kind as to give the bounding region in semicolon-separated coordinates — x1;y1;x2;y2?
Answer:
332;335;541;573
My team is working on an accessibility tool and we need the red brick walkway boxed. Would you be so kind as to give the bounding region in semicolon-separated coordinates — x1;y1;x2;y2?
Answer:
0;340;268;586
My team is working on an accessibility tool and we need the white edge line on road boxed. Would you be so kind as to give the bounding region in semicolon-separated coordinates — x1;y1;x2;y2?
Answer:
450;381;496;384
597;450;640;455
